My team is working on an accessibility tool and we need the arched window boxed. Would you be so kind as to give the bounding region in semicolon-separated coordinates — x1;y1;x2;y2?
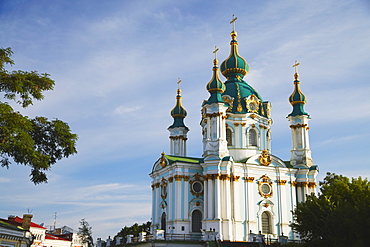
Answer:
261;211;272;234
226;128;233;146
191;210;202;232
161;212;166;231
249;129;257;146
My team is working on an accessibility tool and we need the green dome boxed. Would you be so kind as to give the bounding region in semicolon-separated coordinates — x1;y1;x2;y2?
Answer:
222;77;263;113
206;59;226;104
169;89;189;129
288;74;309;116
220;31;249;79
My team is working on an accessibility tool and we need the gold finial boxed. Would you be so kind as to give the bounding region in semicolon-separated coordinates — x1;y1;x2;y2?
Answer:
160;152;166;168
293;60;300;80
230;14;238;31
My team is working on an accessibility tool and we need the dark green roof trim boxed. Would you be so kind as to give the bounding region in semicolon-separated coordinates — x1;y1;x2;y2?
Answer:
236;156;252;163
310;165;319;171
283;161;293;168
222;156;231;161
288;104;309;117
168;117;189;129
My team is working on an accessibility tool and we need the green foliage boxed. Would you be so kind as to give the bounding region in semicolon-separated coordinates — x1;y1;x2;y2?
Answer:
78;219;94;247
0;47;77;184
292;172;370;247
114;221;151;244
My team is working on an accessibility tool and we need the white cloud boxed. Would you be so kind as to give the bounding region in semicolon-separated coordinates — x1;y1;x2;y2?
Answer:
113;105;141;115
0;177;10;183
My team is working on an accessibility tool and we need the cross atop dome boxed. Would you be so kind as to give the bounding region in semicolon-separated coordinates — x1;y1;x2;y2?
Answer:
213;46;219;60
293;60;300;80
230;14;238;32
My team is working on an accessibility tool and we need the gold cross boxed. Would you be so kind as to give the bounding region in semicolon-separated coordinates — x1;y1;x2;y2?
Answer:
230;14;238;31
213;46;219;59
177;77;181;90
293;60;300;74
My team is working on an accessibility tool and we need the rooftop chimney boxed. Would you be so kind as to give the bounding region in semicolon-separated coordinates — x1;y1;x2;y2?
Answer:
22;214;33;230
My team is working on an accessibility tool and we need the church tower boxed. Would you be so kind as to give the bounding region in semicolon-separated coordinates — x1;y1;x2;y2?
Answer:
287;62;317;201
201;48;229;159
168;80;189;157
288;62;313;168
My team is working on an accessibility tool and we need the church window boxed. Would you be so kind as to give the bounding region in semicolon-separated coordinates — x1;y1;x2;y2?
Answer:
261;211;272;234
266;131;271;150
191;210;202;232
226;128;233;146
161;184;167;199
192;181;203;193
249;129;257;146
161;212;166;231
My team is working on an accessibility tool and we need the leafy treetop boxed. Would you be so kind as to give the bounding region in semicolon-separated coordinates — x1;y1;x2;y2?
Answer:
0;47;78;184
292;172;370;247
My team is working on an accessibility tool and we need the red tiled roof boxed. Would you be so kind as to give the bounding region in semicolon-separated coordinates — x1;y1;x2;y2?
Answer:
13;216;47;229
0;216;47;229
45;233;70;241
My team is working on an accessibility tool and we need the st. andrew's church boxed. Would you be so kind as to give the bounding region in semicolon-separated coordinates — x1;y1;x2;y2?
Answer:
149;20;318;243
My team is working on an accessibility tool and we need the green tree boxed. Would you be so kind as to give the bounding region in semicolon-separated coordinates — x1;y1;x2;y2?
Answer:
0;47;77;184
292;172;370;247
78;219;94;247
114;221;151;244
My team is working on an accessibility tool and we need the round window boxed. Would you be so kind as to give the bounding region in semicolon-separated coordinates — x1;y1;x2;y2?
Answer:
260;183;271;195
192;181;203;193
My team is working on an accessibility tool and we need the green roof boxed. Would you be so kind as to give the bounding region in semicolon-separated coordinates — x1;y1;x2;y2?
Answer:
165;155;203;165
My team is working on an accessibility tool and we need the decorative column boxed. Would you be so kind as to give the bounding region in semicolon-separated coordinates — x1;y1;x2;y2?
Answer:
174;175;183;220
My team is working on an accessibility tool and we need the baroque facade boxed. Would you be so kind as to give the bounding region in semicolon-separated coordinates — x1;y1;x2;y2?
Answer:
150;26;318;242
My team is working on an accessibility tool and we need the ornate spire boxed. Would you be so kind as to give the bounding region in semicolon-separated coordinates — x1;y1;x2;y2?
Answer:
220;15;249;79
169;78;188;129
288;61;309;116
206;47;226;104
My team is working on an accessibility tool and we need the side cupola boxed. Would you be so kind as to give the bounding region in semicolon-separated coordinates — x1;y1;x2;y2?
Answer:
169;83;188;130
288;62;309;117
206;49;226;104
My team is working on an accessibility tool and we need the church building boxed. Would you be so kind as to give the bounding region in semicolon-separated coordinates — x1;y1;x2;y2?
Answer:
149;21;318;243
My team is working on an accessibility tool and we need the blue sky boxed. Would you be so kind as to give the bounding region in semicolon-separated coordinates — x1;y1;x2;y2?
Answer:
1;0;369;240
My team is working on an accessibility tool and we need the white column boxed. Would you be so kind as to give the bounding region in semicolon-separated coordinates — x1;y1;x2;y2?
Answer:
207;177;214;219
215;176;221;220
224;177;232;240
203;177;208;220
175;177;182;220
184;177;189;221
152;185;156;227
155;184;160;224
168;180;173;222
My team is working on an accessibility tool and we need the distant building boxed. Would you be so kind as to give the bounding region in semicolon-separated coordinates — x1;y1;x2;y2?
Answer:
0;215;32;247
150;24;318;243
0;215;86;247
